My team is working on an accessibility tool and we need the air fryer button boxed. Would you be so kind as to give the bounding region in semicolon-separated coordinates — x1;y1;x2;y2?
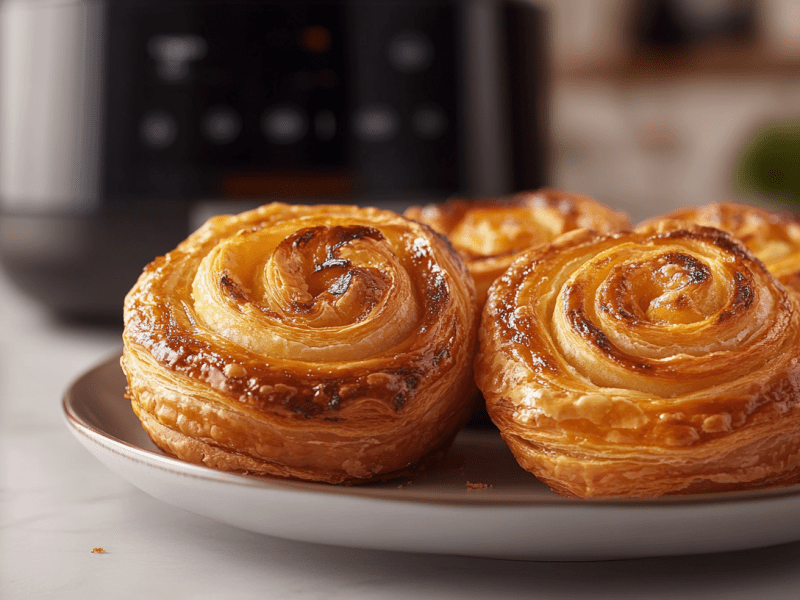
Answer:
353;105;399;142
388;31;434;73
147;34;208;83
140;110;178;149
201;106;242;145
412;104;447;140
261;105;308;145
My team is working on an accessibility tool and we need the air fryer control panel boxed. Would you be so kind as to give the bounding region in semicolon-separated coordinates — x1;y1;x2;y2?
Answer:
104;0;461;203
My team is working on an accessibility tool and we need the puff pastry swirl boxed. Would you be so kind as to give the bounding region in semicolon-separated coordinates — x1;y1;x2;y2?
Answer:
405;189;631;305
475;221;800;498
641;202;800;292
122;203;478;484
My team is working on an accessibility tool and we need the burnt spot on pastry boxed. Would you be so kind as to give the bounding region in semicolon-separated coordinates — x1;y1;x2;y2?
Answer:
610;276;637;321
280;384;331;418
603;252;715;325
333;224;384;245
718;271;755;323
288;225;385;274
425;270;450;317
708;230;753;261
656;226;755;265
568;307;652;372
242;372;422;418
405;375;419;390
291;401;323;419
314;225;385;271
292;228;317;248
297;226;386;317
662;252;711;284
570;308;612;353
432;347;450;366
219;271;249;304
600;301;638;322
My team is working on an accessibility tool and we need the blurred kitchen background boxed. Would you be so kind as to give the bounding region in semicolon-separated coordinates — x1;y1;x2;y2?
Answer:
545;0;800;222
0;0;799;321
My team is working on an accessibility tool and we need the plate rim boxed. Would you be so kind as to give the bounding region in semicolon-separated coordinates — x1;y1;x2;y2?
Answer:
63;352;800;509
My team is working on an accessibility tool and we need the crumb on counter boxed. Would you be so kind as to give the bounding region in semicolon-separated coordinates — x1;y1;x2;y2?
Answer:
466;482;491;491
91;547;106;554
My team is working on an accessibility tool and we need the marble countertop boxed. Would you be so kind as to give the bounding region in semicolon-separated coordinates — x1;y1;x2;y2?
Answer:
3;267;800;600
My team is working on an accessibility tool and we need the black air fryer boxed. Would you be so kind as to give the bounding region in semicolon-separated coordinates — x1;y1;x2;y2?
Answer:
0;0;548;319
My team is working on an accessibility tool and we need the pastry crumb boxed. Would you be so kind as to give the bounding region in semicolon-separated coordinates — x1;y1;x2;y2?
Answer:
223;363;248;378
91;547;106;554
466;482;491;491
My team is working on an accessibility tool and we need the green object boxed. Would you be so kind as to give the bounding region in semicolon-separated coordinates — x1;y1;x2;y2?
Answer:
735;121;800;205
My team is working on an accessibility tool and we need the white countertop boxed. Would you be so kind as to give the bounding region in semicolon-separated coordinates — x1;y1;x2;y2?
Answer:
3;267;800;600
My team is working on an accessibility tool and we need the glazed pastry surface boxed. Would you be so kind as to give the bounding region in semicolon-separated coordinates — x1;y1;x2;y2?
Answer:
641;202;800;292
405;189;631;305
475;221;800;498
122;203;478;484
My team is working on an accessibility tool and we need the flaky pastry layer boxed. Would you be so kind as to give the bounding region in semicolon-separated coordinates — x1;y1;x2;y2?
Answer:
475;221;800;498
122;203;478;484
405;188;630;306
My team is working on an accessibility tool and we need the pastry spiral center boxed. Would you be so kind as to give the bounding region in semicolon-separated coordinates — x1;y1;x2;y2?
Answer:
547;235;782;394
606;253;721;326
269;225;391;326
191;221;422;362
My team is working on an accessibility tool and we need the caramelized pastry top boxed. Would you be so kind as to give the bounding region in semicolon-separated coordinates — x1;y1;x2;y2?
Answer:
476;221;800;498
122;203;478;484
405;189;631;304
641;202;800;292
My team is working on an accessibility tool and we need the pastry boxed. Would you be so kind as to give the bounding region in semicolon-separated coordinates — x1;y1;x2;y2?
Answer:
641;202;800;292
121;203;478;484
475;221;800;498
405;188;631;306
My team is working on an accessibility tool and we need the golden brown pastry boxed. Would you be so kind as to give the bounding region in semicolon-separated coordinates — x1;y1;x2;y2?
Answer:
641;202;800;292
475;221;800;498
121;203;478;484
405;189;631;306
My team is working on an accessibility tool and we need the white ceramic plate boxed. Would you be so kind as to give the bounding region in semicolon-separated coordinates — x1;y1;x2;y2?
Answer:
64;354;800;561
